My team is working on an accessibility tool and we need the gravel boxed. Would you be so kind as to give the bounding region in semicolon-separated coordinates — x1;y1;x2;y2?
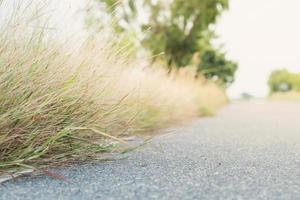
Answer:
1;101;300;200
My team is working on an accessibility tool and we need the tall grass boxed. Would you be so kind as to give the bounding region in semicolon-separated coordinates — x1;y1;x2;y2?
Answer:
0;1;227;173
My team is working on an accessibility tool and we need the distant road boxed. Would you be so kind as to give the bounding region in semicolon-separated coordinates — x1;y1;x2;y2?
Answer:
1;101;300;200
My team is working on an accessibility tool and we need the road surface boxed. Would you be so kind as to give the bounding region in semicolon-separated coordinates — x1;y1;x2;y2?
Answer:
1;101;300;199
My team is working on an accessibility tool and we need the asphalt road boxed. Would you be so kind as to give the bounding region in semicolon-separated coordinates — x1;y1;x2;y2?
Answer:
1;101;300;200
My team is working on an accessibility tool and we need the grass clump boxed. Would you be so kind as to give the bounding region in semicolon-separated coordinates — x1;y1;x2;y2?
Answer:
0;2;228;173
0;36;227;172
0;36;136;171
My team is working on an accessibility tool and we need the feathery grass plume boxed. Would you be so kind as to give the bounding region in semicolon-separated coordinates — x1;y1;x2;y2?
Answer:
0;0;227;173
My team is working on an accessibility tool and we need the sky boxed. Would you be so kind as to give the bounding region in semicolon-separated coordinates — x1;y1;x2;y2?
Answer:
44;0;86;41
216;0;300;98
0;0;86;41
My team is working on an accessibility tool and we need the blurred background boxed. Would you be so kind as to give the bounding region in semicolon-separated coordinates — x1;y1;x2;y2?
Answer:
216;0;300;98
41;0;300;99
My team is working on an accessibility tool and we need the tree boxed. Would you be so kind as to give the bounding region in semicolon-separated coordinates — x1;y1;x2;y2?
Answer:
92;0;237;86
197;48;238;87
268;69;300;93
95;0;228;66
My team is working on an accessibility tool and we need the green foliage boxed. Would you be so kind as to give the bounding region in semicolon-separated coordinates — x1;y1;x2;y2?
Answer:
93;0;237;86
268;69;300;93
151;0;228;68
97;2;221;56
197;48;238;86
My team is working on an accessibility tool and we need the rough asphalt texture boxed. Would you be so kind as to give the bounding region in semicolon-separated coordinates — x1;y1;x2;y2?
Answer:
1;101;300;200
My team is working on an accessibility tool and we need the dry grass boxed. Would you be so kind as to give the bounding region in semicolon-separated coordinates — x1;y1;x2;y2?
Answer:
269;91;300;101
119;67;228;131
0;1;227;173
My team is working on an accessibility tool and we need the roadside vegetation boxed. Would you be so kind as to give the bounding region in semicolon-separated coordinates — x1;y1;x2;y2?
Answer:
0;0;235;173
268;69;300;101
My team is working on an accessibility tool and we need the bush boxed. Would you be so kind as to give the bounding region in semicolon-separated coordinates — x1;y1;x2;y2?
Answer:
268;69;300;93
197;48;238;87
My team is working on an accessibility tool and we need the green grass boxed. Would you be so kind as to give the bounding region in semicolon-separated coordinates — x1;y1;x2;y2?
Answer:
0;33;135;172
0;37;228;173
0;2;228;174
